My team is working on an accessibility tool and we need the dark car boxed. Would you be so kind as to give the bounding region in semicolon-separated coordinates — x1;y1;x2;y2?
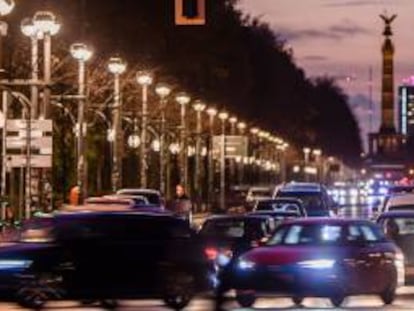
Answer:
0;211;212;310
248;210;301;227
377;211;414;284
275;183;335;217
220;218;403;308
253;198;307;217
199;215;275;277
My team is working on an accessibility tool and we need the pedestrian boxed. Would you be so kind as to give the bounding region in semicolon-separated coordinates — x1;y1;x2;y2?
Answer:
171;184;193;224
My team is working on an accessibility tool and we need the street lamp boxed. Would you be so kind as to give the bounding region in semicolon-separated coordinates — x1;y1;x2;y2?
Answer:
71;42;92;204
0;0;14;73
155;83;171;195
206;107;217;208
175;92;191;189
193;100;206;206
33;11;60;118
237;122;246;134
108;57;127;191
136;71;153;188
218;111;228;211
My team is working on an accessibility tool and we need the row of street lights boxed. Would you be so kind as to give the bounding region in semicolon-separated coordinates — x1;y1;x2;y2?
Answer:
1;1;291;212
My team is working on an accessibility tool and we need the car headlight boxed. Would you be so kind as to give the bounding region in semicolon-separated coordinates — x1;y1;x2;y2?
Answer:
298;259;335;269
217;251;233;267
0;259;32;270
237;258;256;270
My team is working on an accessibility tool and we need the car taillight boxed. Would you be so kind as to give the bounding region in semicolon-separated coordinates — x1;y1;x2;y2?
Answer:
205;247;218;261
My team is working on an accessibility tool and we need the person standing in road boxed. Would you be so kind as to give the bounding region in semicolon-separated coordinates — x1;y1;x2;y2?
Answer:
171;184;193;224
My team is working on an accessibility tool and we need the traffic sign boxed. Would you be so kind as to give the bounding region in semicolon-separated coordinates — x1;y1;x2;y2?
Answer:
6;119;52;132
7;155;52;168
212;135;248;159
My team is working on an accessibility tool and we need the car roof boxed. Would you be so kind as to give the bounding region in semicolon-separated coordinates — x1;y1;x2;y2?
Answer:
387;194;414;206
54;210;175;219
280;182;323;192
205;214;271;222
257;198;302;204
116;188;161;195
279;217;372;226
378;210;414;218
249;211;300;217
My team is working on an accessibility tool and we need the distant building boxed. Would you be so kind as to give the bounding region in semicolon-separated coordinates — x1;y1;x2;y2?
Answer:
398;84;414;137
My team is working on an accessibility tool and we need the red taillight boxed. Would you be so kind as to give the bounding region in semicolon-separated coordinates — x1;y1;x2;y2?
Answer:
205;247;218;261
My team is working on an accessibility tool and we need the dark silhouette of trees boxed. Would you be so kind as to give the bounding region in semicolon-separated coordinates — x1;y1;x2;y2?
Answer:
9;0;362;168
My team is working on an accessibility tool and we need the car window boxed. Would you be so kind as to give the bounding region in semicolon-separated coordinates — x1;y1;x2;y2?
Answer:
269;224;344;246
278;192;326;212
200;219;246;238
389;204;414;211
359;224;385;242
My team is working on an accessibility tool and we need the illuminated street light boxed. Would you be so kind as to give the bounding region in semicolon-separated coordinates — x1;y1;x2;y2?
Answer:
218;111;228;210
193;100;206;204
0;0;14;16
206;107;218;207
237;122;246;134
108;57;127;191
127;134;141;149
155;83;172;195
33;11;61;117
175;92;191;188
71;42;93;203
136;71;153;188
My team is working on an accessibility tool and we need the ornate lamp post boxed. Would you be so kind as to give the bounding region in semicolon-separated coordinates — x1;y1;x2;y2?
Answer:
108;57;127;191
70;42;92;203
193;100;206;207
237;121;247;184
32;11;60;118
218;111;228;211
155;83;172;195
0;0;14;73
175;92;191;189
136;71;153;188
206;107;217;208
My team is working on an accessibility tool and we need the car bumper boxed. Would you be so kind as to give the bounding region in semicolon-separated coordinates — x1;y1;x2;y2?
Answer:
230;265;341;295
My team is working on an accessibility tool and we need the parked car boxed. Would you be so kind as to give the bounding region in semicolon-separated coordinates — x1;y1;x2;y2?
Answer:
275;183;335;217
253;198;307;217
103;195;165;213
220;218;403;308
0;211;212;310
377;210;414;284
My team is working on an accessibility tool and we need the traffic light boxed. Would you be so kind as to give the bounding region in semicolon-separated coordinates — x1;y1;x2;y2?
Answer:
175;0;206;25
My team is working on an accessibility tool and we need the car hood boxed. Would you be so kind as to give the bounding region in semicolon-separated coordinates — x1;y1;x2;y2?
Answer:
243;245;353;266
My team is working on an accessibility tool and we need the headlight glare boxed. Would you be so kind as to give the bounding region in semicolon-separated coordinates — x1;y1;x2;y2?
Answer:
298;259;335;269
237;258;256;270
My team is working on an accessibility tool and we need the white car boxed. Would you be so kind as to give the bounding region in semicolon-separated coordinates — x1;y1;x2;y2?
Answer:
245;187;273;207
383;193;414;213
116;188;164;207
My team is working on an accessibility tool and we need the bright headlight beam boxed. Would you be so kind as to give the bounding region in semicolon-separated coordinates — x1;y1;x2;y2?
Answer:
0;259;32;269
298;259;335;269
238;258;255;270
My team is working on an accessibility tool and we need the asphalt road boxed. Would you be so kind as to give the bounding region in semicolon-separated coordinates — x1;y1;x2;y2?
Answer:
2;291;414;310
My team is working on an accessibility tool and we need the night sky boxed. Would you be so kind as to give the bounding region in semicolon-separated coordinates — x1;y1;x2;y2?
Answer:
238;0;414;148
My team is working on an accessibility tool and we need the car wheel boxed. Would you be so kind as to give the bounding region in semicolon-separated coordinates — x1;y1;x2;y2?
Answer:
380;277;397;305
329;287;345;308
236;291;256;308
163;270;195;310
16;273;63;310
292;296;304;306
100;299;119;310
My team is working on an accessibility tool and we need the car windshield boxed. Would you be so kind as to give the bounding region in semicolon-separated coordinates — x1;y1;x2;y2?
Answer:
278;192;325;212
389;204;414;211
118;192;161;205
268;223;385;246
256;201;301;213
200;219;247;238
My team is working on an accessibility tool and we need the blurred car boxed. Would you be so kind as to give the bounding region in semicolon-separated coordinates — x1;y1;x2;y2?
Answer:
116;188;164;207
0;211;212;310
199;215;275;276
275;182;335;217
381;193;414;213
245;186;273;210
377;210;414;284
103;195;165;213
248;210;301;227
224;218;403;308
253;198;307;217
